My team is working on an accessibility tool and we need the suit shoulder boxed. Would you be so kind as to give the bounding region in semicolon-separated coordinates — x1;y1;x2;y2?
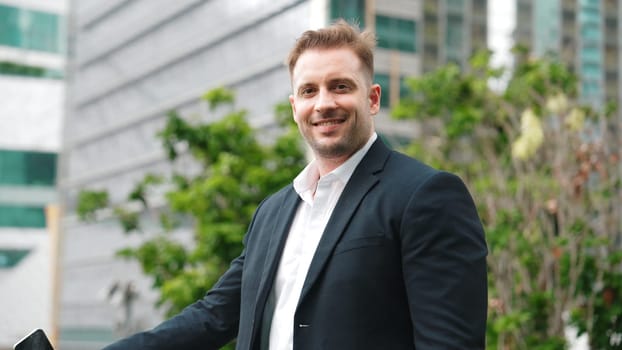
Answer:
255;184;295;211
386;150;439;178
393;154;479;205
268;183;295;201
384;150;470;190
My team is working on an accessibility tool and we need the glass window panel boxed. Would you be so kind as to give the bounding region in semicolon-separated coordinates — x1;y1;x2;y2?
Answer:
447;0;464;12
581;47;601;62
0;205;46;228
376;17;390;49
330;0;365;26
375;74;411;108
0;4;20;47
0;150;57;186
26;152;57;185
0;150;25;185
375;73;390;108
376;15;417;52
399;76;410;98
446;14;464;51
0;4;64;53
0;249;30;268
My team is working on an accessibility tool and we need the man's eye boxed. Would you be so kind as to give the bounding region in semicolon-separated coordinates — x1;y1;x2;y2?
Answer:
335;84;350;91
301;88;315;95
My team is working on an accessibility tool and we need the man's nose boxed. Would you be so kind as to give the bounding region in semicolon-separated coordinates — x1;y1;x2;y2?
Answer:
314;89;337;113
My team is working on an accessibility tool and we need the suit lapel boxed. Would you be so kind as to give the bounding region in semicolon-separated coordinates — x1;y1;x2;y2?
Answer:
298;139;391;304
253;186;300;321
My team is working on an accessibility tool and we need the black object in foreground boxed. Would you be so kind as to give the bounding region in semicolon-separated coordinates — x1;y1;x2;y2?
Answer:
14;329;54;350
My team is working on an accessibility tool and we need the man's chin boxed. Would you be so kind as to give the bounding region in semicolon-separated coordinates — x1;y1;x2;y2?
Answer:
311;141;351;159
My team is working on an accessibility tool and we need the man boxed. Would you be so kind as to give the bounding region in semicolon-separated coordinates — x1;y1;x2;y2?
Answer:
103;20;488;350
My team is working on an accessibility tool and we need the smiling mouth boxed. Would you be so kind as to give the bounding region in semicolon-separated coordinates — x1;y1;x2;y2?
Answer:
313;119;345;126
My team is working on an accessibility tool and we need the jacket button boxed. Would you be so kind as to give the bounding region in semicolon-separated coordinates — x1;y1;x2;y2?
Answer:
298;324;310;328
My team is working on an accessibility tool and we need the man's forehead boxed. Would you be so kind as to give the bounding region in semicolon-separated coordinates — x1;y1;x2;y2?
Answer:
294;47;361;68
290;48;368;84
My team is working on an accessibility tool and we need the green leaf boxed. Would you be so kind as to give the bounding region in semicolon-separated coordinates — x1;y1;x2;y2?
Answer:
76;190;109;221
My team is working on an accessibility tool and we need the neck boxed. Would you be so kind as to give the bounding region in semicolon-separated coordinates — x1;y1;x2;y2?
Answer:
315;153;352;177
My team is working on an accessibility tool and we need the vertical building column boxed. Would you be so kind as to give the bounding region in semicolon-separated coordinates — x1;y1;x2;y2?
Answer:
365;0;376;31
619;0;622;124
46;204;62;348
389;51;401;108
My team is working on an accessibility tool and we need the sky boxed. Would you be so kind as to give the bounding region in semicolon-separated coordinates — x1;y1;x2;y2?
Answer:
488;1;517;69
0;76;64;152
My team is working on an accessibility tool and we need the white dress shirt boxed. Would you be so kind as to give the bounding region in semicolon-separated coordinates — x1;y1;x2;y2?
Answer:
268;133;378;350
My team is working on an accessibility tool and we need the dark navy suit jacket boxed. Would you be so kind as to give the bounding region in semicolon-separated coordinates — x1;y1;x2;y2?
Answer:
103;139;488;349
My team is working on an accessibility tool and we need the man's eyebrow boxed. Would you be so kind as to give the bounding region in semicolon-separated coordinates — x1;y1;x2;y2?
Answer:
333;77;355;82
330;77;357;86
296;82;315;90
328;78;359;88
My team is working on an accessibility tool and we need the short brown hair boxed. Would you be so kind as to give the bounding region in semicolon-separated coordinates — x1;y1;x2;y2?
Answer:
287;19;376;80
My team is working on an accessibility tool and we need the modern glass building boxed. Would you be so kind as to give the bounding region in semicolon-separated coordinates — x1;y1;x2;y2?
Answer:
59;1;487;348
421;0;487;73
0;150;57;226
329;0;487;118
515;0;622;109
0;0;66;348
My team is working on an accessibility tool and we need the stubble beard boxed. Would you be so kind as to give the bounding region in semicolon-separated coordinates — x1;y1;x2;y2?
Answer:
310;138;352;159
305;124;368;161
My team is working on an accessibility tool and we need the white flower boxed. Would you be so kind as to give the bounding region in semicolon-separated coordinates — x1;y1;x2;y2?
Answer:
512;109;544;160
512;137;529;160
545;93;568;115
565;108;585;132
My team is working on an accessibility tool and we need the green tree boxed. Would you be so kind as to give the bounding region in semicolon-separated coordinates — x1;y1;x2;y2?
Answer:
394;49;622;349
78;88;306;348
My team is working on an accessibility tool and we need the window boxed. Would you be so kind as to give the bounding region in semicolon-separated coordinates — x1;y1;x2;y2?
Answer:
0;205;46;228
376;15;417;52
375;73;391;108
375;73;410;108
580;47;601;63
0;249;30;268
446;0;464;13
445;13;464;60
0;150;57;186
581;62;601;77
330;0;365;26
0;4;65;54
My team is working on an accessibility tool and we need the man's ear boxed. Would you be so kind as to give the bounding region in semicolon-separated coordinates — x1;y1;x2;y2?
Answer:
289;94;297;122
369;83;381;115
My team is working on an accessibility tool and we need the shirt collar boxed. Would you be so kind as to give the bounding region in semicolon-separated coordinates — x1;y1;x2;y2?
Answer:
293;133;378;201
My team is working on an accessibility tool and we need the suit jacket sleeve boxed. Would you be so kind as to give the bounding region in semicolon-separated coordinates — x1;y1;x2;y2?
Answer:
401;171;488;349
101;194;279;350
101;251;244;350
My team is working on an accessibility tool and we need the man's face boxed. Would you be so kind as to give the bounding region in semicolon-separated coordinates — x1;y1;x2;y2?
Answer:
289;48;380;165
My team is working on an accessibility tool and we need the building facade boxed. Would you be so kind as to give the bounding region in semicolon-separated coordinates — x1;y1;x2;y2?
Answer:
515;0;622;109
0;0;66;348
421;0;487;73
59;0;487;348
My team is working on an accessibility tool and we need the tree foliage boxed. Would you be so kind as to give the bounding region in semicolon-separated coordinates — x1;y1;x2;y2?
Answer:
76;189;108;221
78;87;306;322
394;49;622;349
